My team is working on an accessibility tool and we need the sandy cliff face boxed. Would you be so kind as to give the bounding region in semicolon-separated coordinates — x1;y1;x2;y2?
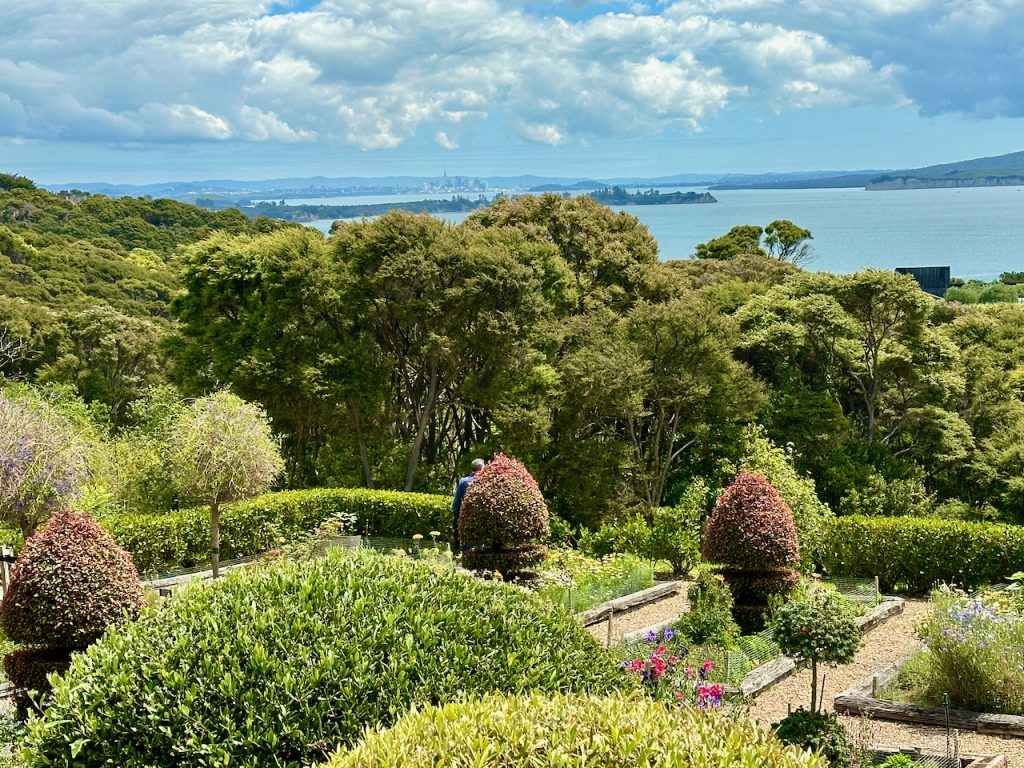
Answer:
867;175;1024;190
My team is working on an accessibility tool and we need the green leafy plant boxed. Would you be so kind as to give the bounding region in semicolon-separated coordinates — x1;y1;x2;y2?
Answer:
24;549;629;767
702;471;800;632
880;754;916;768
326;692;827;768
168;391;284;577
0;510;143;717
459;453;550;579
772;587;861;713
677;569;740;647
819;515;1024;594
774;709;854;768
534;548;654;613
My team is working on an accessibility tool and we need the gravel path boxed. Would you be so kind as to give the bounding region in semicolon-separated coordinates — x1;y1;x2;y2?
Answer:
585;583;691;646
748;598;1024;763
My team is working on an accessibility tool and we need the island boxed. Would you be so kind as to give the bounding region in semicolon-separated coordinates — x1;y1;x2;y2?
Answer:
586;186;717;205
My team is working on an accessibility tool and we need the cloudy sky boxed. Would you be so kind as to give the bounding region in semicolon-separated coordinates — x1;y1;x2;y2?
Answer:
2;0;1023;183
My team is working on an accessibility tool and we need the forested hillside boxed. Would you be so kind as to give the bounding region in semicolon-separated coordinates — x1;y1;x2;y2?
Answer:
3;175;1024;528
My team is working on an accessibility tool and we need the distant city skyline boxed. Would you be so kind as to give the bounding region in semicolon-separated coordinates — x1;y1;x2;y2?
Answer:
2;1;1023;185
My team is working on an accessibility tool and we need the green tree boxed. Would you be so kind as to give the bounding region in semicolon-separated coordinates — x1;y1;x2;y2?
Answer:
168;391;283;577
694;225;764;260
764;220;814;265
772;588;861;712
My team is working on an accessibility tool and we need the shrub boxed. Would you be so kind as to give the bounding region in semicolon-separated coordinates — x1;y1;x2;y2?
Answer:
0;510;144;648
0;510;142;717
24;549;630;768
702;471;800;631
580;481;704;575
727;426;832;570
772;588;861;713
774;710;853;768
106;487;452;574
912;588;1024;714
818;515;1024;594
326;693;827;768
459;454;550;578
678;569;740;647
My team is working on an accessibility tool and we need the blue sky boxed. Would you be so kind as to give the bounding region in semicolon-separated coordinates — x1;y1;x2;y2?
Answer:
2;0;1023;184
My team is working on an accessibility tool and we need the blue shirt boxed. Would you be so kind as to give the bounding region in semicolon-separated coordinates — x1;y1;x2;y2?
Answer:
453;474;475;517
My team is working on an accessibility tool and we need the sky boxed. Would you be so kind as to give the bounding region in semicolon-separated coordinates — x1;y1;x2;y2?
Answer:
2;0;1023;184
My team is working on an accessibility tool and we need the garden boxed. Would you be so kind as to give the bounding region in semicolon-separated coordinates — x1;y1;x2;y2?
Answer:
0;415;978;768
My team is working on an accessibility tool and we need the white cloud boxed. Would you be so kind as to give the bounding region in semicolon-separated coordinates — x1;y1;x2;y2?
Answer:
0;0;1018;151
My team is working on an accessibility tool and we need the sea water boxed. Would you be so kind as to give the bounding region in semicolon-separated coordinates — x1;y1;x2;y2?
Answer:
308;185;1024;279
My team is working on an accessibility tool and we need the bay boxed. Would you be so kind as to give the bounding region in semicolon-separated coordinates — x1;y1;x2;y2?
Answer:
307;185;1024;279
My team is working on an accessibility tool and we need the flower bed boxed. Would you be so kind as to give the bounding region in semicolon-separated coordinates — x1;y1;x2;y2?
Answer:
534;548;656;613
836;586;1024;737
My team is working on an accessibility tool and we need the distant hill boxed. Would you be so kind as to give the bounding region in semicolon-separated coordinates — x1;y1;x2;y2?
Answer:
710;150;1024;191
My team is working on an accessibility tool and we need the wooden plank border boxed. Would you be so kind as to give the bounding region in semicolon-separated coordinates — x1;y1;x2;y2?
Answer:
577;581;681;627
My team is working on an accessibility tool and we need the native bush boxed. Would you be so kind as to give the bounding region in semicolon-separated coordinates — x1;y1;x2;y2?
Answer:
580;481;705;575
459;454;550;578
0;510;142;717
325;693;827;768
24;549;629;768
702;471;800;631
818;515;1024;594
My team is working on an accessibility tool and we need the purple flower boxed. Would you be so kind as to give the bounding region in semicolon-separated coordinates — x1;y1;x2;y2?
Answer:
662;628;675;642
644;630;657;643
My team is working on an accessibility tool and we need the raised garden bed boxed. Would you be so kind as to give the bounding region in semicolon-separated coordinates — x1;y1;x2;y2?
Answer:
869;747;1005;768
578;581;681;627
725;596;905;697
834;661;1024;738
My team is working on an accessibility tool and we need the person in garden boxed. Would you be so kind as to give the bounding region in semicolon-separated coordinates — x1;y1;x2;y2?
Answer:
452;458;485;550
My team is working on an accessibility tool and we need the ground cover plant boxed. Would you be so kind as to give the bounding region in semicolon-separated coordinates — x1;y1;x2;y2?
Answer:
23;548;630;767
880;586;1024;715
324;692;827;768
534;547;654;612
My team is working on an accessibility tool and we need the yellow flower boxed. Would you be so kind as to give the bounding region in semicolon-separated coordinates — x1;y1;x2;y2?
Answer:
412;534;424;541
429;531;441;538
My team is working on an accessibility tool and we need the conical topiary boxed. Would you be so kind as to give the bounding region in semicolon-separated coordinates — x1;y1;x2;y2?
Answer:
458;454;549;580
0;509;144;716
701;471;800;632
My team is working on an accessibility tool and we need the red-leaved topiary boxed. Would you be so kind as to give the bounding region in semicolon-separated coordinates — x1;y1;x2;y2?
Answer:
0;509;144;716
702;471;800;632
459;454;549;579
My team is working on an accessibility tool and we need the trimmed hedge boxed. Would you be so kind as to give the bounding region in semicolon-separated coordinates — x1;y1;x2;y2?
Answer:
326;693;827;768
819;515;1024;594
24;549;630;768
106;488;452;574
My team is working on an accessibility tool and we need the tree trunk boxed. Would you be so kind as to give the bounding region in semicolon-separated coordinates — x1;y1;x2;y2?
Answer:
404;358;440;492
210;500;221;579
348;405;374;489
810;659;818;713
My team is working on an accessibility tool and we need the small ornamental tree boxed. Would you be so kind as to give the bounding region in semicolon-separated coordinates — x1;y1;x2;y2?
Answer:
0;510;143;716
0;395;88;537
459;453;549;580
772;588;861;713
702;471;800;632
169;391;283;577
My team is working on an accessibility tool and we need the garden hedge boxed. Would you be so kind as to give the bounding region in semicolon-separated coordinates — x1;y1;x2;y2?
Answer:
24;549;630;768
818;515;1024;594
326;692;826;768
105;487;452;574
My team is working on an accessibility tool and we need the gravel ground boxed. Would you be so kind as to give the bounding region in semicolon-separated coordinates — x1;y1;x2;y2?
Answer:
748;598;1024;764
585;583;691;646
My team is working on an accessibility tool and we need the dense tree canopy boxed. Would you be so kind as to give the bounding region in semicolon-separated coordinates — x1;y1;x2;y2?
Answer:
3;175;1024;531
